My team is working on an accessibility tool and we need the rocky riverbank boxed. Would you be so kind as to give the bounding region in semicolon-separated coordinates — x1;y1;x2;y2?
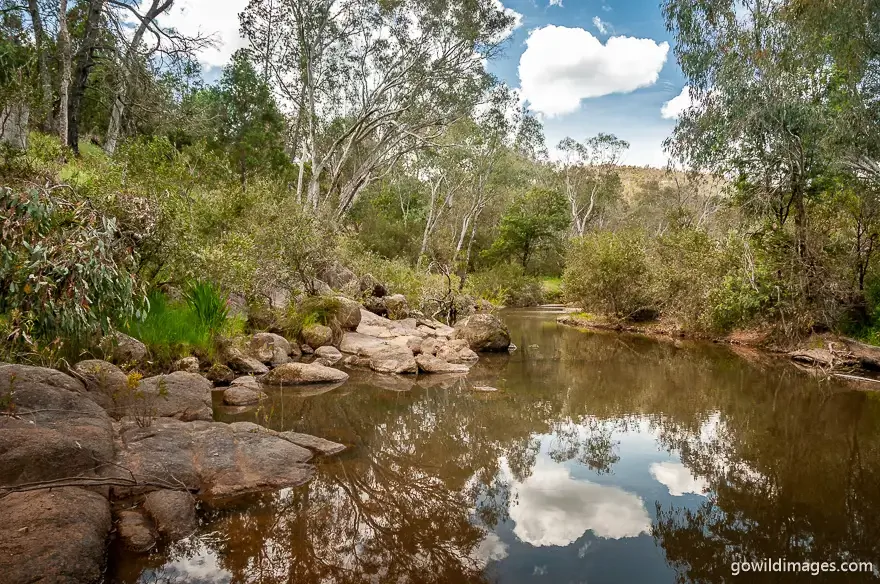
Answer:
557;312;880;387
0;294;513;583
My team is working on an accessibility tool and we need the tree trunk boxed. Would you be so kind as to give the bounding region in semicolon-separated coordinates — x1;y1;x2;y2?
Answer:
67;0;106;154
27;0;54;131
57;0;71;146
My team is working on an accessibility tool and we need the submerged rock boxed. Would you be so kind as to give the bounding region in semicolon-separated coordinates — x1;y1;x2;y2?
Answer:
222;385;267;406
415;354;470;373
117;508;157;552
144;489;198;540
370;345;418;374
262;362;349;385
278;431;346;456
453;314;511;352
0;487;112;584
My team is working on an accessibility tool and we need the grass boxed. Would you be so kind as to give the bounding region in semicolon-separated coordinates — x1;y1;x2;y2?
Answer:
542;277;564;303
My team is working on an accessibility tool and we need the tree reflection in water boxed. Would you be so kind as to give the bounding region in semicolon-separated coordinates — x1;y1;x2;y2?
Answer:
111;309;880;584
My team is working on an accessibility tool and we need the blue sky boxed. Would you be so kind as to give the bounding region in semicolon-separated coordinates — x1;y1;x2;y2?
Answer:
164;0;690;168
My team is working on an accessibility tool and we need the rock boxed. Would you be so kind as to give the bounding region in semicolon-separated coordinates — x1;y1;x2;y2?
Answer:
72;359;128;412
204;362;235;385
173;356;201;374
230;376;261;389
289;343;302;359
385;294;409;320
279;432;346;456
262;362;349;386
789;348;835;368
473;386;500;392
359;274;387;298
363;295;387;316
302;324;333;350
315;346;343;365
225;347;270;375
137;371;213;422
222;386;267;406
320;263;358;291
415;354;470;373
301;344;314;355
421;338;442;356
357;309;427;340
370;345;418;374
453;314;511;352
335;296;362;330
101;331;148;364
340;332;389;356
113;418;314;498
117;509;157;552
389;335;423;355
342;355;371;367
143;490;197;540
311;279;334;296
436;340;480;365
249;332;291;366
0;487;112;583
0;365;114;487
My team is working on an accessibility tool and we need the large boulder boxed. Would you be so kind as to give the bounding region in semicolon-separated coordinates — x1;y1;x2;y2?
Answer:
363;296;387;316
137;371;213;422
315;345;343;366
225;347;270;375
340;332;389;357
359;274;387;298
320;263;358;291
71;359;128;412
0;364;114;487
261;362;349;386
302;324;333;349
357;309;426;340
415;354;470;374
222;385;267;406
143;489;198;540
335;296;362;330
370;345;418;374
385;294;409;320
101;331;147;364
453;314;511;352
117;509;157;552
113;418;314;498
0;487;112;584
249;332;291;366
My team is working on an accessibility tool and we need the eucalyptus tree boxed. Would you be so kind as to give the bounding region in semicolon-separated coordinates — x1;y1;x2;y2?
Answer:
556;133;629;236
241;0;516;221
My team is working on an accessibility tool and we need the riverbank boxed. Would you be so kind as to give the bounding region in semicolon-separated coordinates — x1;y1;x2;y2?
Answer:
556;312;880;388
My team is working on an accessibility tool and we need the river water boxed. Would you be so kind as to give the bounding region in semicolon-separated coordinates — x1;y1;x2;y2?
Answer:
110;307;880;583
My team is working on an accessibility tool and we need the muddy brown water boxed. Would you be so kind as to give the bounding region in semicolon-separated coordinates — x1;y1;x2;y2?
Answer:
109;307;880;583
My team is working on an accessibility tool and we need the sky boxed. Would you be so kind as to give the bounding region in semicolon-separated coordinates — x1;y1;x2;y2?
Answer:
161;0;692;168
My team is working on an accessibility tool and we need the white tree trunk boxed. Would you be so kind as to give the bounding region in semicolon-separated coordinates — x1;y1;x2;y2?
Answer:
58;0;71;146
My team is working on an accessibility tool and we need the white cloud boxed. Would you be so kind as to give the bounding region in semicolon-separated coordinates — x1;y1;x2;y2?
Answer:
661;86;694;119
549;0;564;7
602;2;612;11
492;0;524;41
518;26;669;117
470;531;509;568
163;0;247;68
508;461;650;546
592;16;610;34
650;461;709;497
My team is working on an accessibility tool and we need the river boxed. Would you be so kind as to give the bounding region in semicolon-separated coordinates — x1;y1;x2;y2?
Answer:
110;306;880;583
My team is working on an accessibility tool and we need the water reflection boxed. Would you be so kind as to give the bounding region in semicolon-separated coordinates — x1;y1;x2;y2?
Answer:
111;308;880;583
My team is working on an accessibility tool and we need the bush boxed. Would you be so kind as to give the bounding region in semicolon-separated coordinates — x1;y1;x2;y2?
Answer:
563;230;653;319
183;281;229;335
122;291;215;364
0;186;143;346
465;263;545;307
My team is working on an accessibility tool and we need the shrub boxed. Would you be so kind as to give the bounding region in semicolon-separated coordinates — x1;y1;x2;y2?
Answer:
563;230;653;319
183;281;229;335
122;291;214;365
465;263;545;307
281;296;342;343
0;186;143;346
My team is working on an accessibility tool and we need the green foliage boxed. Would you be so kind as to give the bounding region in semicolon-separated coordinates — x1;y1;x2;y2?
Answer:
183;281;229;335
281;296;342;340
0;186;143;346
466;264;545;308
122;291;215;364
564;231;653;319
486;187;569;271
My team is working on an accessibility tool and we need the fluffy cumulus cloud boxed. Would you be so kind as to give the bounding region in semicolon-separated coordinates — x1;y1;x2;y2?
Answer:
650;461;709;497
661;86;694;119
518;26;669;117
508;461;650;546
